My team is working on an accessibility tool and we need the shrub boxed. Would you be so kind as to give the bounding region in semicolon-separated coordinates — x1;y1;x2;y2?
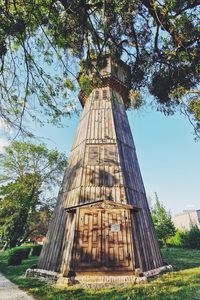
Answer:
8;251;22;266
31;245;43;256
167;230;185;248
167;226;200;249
158;240;164;248
182;225;200;249
7;246;32;266
8;248;23;266
17;246;32;259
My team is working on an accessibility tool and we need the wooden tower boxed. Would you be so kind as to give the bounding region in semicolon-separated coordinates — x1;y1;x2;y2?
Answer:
36;56;166;283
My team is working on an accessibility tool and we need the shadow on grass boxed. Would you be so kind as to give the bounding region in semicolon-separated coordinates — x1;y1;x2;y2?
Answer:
30;269;200;300
0;248;200;300
161;248;200;271
0;252;45;289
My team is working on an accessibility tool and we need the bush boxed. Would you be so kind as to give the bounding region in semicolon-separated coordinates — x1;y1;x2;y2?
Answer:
167;226;200;249
167;230;185;248
7;245;42;265
19;246;32;259
8;249;22;266
158;240;164;248
31;245;43;256
182;225;200;249
7;246;32;266
8;251;22;266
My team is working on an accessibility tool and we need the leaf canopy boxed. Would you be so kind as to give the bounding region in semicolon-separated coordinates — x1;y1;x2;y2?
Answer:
0;141;66;248
1;0;200;137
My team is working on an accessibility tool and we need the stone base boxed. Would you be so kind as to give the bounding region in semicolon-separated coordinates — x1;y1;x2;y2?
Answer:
56;273;147;289
26;268;58;284
26;264;173;289
143;264;173;277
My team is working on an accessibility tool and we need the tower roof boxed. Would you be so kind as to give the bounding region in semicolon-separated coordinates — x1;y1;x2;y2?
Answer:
78;55;131;108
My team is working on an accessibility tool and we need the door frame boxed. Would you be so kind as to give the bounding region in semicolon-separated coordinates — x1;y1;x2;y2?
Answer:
71;202;136;272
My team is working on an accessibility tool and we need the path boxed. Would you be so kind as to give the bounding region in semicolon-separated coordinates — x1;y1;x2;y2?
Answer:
0;273;35;300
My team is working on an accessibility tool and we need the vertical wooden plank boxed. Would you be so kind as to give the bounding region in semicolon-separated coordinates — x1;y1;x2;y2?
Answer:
39;65;164;275
95;109;98;140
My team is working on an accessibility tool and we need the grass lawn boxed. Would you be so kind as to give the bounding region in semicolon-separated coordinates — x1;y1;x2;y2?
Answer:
0;248;200;300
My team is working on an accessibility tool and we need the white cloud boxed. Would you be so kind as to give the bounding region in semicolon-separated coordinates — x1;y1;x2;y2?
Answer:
0;138;9;153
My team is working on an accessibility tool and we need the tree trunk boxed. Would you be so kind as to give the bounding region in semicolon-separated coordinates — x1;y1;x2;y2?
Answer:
18;228;37;246
2;241;9;251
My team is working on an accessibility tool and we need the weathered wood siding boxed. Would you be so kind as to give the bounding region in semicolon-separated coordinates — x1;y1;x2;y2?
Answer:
38;79;163;273
111;91;163;271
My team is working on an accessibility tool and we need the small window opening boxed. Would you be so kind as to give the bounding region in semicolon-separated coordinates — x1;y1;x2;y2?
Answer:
103;90;107;99
95;90;99;99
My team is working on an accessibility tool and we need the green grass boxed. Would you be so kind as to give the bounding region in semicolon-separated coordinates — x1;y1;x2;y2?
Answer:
161;247;200;271
0;248;200;300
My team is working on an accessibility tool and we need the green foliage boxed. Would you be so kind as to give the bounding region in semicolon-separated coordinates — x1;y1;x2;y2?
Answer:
78;74;92;97
167;230;185;248
78;65;102;98
7;245;42;265
0;141;66;184
129;90;145;110
0;175;41;248
1;248;200;300
182;225;200;250
0;141;66;248
152;193;176;246
27;204;53;242
1;1;200;137
8;246;31;265
188;98;200;122
17;246;32;259
8;250;23;266
167;226;200;250
63;79;76;91
31;245;43;256
0;0;77;134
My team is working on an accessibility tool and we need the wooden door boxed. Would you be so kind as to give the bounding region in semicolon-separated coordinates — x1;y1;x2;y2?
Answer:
73;209;102;269
102;209;133;269
73;208;133;271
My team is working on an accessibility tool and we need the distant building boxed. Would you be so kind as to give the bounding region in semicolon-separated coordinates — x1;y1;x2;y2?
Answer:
172;210;200;231
35;236;46;245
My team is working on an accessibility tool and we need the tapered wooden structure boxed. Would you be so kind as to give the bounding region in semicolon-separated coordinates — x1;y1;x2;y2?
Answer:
37;57;165;282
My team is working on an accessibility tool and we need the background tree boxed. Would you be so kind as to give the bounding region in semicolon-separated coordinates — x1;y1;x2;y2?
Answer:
23;204;53;244
0;141;66;249
152;192;176;246
0;174;41;249
0;1;200;137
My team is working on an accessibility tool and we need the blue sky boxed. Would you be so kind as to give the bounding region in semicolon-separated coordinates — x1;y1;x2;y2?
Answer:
128;108;200;215
24;101;200;216
0;93;199;215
